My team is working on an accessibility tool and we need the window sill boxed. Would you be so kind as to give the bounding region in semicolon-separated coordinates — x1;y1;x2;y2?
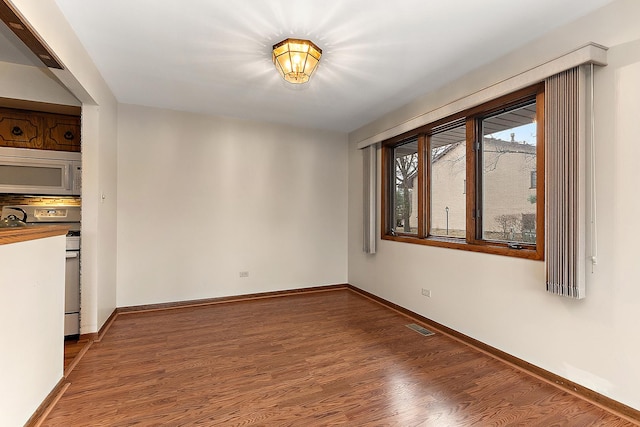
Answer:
382;234;543;260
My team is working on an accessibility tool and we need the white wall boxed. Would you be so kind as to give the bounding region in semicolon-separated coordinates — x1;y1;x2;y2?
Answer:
0;236;65;427
12;0;119;334
117;104;348;306
348;0;640;411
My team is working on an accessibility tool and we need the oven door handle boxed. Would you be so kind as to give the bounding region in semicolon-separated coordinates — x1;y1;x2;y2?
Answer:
65;251;79;259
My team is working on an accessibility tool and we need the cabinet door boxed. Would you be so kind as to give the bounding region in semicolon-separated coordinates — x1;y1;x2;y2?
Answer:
43;115;81;152
0;109;43;148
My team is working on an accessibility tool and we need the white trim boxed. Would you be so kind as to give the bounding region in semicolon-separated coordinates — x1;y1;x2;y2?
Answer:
356;43;607;150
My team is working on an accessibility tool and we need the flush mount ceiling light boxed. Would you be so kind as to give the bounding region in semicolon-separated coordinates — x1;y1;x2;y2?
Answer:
272;38;322;84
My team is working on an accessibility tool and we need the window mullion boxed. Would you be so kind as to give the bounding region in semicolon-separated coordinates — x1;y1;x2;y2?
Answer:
465;119;478;243
475;118;484;242
418;134;427;238
535;89;545;259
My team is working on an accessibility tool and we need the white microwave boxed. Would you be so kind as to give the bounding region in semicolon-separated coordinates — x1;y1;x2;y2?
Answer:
0;147;81;196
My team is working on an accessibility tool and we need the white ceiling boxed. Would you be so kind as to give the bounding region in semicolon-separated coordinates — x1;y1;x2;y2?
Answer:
51;0;613;133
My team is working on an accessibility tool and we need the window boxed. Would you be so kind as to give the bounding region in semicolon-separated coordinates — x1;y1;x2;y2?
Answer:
479;101;537;245
390;138;419;235
382;84;544;259
530;170;537;189
430;122;466;238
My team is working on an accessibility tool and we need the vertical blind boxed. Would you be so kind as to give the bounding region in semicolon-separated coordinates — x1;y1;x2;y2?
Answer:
363;144;377;254
545;66;589;298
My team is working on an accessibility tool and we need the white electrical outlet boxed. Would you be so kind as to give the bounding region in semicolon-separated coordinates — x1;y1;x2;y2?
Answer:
421;288;431;297
239;271;249;278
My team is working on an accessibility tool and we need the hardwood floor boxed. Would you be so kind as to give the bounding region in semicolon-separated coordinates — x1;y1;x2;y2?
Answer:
64;337;90;372
43;289;635;426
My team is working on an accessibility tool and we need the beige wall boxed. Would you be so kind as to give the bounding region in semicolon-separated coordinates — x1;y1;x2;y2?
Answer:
348;0;640;411
116;104;348;306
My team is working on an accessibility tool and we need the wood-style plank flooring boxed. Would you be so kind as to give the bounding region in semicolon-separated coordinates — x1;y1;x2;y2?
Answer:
43;289;635;426
64;337;90;371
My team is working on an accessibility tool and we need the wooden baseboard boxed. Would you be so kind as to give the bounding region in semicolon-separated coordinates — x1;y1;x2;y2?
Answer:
95;308;118;342
76;307;118;342
24;378;70;427
116;284;349;314
64;341;92;379
345;284;640;424
79;332;97;341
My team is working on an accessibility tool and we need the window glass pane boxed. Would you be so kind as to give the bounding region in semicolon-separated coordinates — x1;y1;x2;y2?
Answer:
392;139;418;235
430;124;466;238
481;101;537;243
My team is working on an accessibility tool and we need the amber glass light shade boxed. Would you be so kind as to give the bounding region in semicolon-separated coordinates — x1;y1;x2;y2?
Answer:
272;38;322;84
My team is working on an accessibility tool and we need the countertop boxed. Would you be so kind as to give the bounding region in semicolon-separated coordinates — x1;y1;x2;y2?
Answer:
0;225;69;245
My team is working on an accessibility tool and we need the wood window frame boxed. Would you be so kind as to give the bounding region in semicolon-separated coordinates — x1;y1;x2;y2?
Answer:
381;83;545;260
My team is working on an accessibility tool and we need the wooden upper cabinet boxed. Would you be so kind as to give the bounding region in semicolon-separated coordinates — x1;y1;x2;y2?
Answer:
43;115;81;152
0;109;43;149
0;108;80;152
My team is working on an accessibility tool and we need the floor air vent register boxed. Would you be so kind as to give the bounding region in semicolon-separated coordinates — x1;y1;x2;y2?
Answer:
406;323;435;336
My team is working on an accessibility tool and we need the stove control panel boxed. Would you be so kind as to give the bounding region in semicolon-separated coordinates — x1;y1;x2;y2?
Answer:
1;204;81;223
35;208;68;219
